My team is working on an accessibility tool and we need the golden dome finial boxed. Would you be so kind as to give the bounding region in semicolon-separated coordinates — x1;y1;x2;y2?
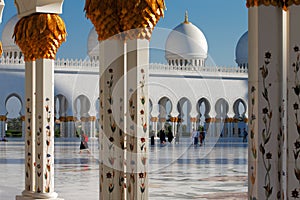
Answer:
184;10;189;24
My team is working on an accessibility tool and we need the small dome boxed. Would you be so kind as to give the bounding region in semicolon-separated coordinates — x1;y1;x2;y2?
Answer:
165;12;208;66
2;15;22;58
235;31;248;68
87;27;99;61
2;15;18;47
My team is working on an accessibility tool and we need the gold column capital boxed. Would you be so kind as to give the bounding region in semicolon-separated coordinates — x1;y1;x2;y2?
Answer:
84;0;166;40
246;0;300;11
66;116;76;122
0;115;7;121
13;13;67;61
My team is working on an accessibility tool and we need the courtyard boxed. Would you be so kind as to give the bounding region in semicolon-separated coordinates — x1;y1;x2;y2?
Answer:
0;137;247;199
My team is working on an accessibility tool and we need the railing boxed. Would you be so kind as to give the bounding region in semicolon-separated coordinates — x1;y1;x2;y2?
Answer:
55;58;99;69
0;57;99;70
150;63;248;74
0;57;248;74
0;57;25;65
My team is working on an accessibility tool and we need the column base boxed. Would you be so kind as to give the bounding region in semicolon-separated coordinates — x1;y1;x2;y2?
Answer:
16;192;63;200
16;196;63;200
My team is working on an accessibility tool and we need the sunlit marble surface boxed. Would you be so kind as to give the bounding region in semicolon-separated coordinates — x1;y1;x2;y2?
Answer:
0;137;247;200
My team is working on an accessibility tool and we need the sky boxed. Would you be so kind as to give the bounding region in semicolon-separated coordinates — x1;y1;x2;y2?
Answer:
0;0;248;66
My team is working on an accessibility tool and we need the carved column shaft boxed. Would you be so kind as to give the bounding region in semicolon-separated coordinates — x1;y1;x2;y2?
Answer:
23;62;36;195
126;39;149;200
99;40;125;200
285;5;300;198
33;59;57;198
248;6;283;199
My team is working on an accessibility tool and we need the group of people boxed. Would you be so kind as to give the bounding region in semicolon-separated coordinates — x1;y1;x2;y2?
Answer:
150;127;180;145
158;127;174;144
191;128;206;146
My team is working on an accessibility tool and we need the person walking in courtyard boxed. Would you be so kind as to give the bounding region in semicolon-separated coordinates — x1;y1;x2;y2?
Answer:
159;127;166;144
242;128;248;143
150;130;155;146
175;131;180;144
167;126;174;143
191;128;199;146
199;130;206;146
79;130;90;153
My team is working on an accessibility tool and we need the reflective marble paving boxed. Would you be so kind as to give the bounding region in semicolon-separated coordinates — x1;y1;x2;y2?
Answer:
0;137;247;199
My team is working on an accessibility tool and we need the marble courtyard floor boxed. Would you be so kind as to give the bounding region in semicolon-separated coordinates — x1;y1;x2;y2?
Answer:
0;137;248;200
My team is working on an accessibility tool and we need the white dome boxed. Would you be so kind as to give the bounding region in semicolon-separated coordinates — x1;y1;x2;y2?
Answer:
2;15;19;48
235;31;248;67
2;15;22;58
87;27;99;61
165;13;208;66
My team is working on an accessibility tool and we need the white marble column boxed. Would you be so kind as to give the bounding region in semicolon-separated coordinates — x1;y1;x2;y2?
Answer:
151;117;158;138
126;39;149;200
59;117;66;138
17;60;62;200
190;117;197;131
20;62;36;198
285;5;300;199
14;2;65;199
34;59;59;199
66;116;75;138
248;6;283;199
234;120;238;136
90;116;96;138
0;115;6;138
21;116;25;139
99;39;125;200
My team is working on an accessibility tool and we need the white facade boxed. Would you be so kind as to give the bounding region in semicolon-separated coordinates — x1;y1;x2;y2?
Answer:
0;14;248;138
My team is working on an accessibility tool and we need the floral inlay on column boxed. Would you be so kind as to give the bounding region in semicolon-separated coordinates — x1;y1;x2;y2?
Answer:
291;45;300;197
249;85;257;200
126;67;148;200
44;98;53;193
138;68;147;198
258;51;273;199
25;95;35;192
127;88;137;200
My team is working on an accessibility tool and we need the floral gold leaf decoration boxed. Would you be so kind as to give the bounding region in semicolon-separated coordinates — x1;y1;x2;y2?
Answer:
84;0;166;40
13;13;67;61
246;0;300;11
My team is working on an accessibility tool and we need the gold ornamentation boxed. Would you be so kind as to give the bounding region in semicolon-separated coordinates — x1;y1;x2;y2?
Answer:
150;117;158;122
183;10;189;24
13;13;67;61
0;115;7;121
246;0;300;11
59;116;66;122
190;117;197;123
66;116;76;122
84;0;166;40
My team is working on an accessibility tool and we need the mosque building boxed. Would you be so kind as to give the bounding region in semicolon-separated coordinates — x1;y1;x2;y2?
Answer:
0;13;248;139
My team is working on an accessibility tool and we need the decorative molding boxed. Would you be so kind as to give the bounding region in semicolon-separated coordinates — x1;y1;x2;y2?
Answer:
246;0;300;11
14;0;63;18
